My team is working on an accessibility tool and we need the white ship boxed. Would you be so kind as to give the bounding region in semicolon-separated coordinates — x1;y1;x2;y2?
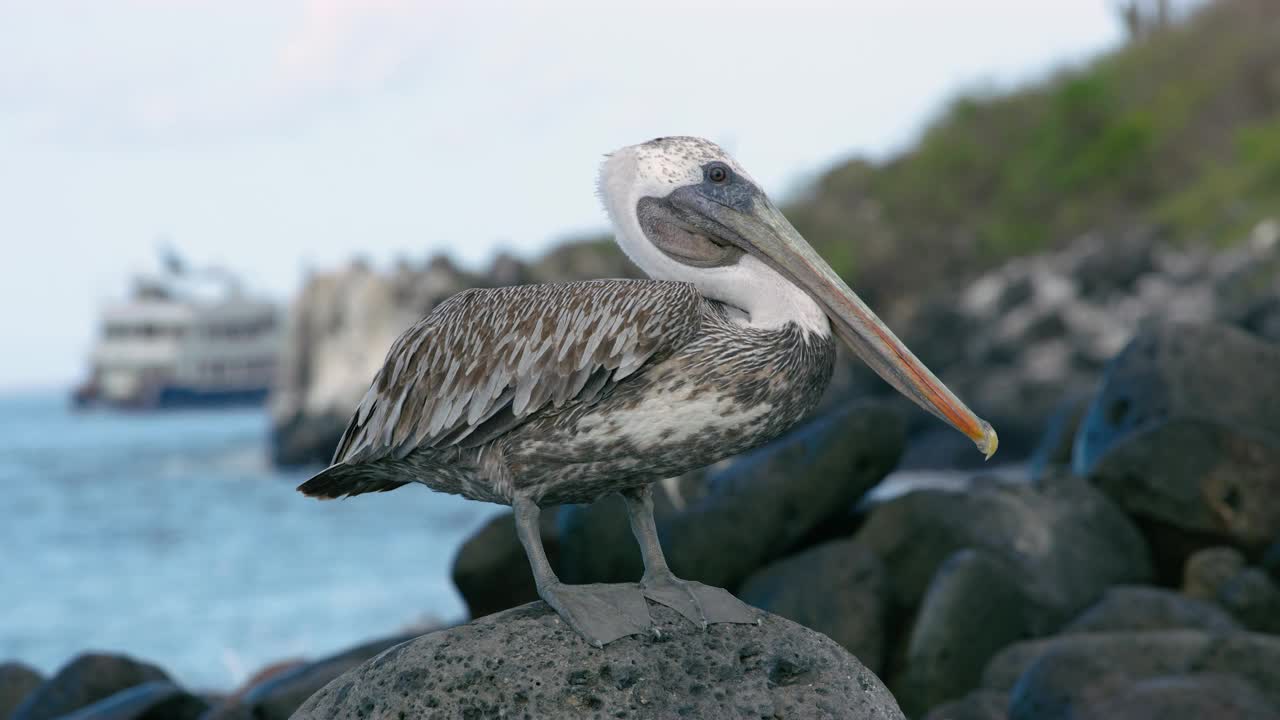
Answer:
74;249;283;410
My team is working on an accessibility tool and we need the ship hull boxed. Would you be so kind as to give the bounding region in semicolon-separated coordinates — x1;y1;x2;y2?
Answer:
73;382;270;411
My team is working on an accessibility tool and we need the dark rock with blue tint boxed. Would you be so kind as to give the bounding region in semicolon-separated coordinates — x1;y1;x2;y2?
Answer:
922;690;1008;720
557;401;906;590
1082;673;1279;720
200;633;418;720
737;538;888;674
894;549;1033;717
0;663;43;720
982;638;1063;694
1005;630;1211;720
1198;632;1280;709
853;471;1151;625
11;653;170;720
57;681;207;720
1026;393;1089;483
270;411;347;468
1073;322;1280;548
1238;295;1280;344
1062;585;1240;635
987;630;1280;720
1217;568;1280;635
1265;539;1280;582
292;600;906;720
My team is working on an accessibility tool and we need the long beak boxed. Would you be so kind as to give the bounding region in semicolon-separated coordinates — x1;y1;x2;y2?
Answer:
703;193;998;459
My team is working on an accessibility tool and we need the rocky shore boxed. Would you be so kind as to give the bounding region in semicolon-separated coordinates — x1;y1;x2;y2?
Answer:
7;220;1279;719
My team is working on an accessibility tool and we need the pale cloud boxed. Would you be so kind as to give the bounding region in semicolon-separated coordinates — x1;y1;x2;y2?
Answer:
273;0;437;99
0;0;446;144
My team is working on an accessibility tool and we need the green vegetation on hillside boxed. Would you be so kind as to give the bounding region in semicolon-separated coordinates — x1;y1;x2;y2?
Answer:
786;0;1280;310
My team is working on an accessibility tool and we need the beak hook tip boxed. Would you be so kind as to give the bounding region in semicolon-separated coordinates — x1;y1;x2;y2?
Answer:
977;421;999;461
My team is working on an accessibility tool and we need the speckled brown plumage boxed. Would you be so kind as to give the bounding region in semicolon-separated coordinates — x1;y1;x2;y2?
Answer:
299;278;834;506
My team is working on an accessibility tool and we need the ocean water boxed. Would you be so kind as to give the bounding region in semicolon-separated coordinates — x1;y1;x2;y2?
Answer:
0;391;500;690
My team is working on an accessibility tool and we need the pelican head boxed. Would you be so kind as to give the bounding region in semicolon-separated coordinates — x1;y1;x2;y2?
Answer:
599;136;998;459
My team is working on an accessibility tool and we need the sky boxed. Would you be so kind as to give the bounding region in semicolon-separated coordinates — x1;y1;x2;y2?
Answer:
0;1;1135;391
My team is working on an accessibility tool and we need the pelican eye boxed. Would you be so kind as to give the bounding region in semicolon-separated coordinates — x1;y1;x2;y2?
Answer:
706;163;730;184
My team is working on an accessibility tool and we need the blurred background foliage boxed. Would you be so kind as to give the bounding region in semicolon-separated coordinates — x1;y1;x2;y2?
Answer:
780;0;1279;315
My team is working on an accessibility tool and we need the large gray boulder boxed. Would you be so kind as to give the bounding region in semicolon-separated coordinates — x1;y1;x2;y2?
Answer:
853;471;1151;624
893;549;1034;717
292;600;905;720
853;472;1150;715
1073;322;1280;549
557;402;906;590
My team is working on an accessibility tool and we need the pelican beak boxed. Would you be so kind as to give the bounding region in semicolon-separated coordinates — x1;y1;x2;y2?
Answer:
695;192;998;459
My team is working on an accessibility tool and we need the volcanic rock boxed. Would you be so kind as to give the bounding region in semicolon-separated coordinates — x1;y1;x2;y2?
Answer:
292;600;905;720
893;549;1033;716
981;630;1280;719
1061;585;1240;635
1074;322;1280;549
11;653;171;720
922;690;1008;720
201;633;418;720
853;471;1151;624
1080;673;1279;720
1216;568;1280;635
57;681;207;720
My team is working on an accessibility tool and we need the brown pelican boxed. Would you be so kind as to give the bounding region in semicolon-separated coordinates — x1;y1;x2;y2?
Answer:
299;136;997;646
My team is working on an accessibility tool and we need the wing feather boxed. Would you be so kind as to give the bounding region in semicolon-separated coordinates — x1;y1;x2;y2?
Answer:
329;280;702;465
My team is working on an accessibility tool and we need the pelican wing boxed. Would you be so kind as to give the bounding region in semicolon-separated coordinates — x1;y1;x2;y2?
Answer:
331;279;703;465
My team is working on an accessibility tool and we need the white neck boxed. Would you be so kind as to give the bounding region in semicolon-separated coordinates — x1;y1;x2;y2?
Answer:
598;146;829;336
607;209;829;336
719;255;829;334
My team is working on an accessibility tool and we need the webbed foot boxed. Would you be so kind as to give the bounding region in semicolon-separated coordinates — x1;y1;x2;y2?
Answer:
641;571;759;629
539;582;652;647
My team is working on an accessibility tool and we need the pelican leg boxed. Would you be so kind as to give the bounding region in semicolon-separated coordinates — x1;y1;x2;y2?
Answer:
620;485;758;629
512;494;651;647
